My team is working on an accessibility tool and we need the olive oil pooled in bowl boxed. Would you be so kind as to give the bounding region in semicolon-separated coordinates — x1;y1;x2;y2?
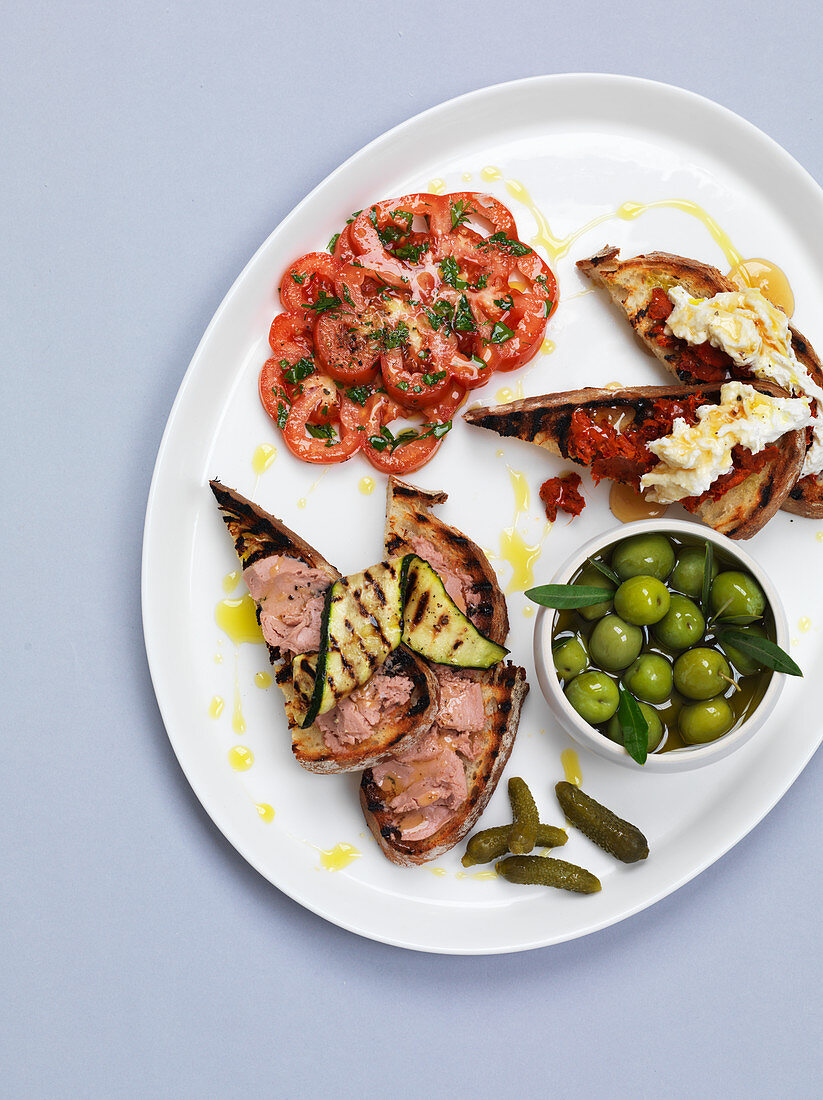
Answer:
531;520;797;772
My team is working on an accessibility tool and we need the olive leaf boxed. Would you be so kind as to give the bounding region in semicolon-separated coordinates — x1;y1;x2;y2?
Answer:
701;541;714;616
525;584;614;610
616;687;649;766
587;556;620;587
715;630;802;677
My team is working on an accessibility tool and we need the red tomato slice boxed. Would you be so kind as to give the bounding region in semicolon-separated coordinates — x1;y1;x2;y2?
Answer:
279;252;340;313
314;311;381;386
282;382;362;463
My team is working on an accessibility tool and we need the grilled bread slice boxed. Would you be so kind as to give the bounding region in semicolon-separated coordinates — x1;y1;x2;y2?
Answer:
359;477;528;865
463;382;806;540
360;663;529;866
210;480;438;773
578;245;823;517
384;477;509;645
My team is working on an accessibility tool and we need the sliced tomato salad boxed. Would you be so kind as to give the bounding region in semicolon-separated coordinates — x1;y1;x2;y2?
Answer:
259;192;558;469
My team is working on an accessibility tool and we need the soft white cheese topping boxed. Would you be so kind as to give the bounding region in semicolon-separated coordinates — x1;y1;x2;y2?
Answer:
665;285;823;476
640;381;812;504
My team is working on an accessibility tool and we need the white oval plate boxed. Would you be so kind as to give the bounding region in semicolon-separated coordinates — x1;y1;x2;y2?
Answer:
142;74;823;954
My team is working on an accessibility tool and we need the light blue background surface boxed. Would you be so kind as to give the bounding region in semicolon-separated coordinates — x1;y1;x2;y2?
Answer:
3;2;822;1096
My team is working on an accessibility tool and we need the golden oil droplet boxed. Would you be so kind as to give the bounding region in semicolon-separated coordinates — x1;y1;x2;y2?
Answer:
610;482;668;524
254;671;272;689
473;870;498;880
616;199;742;269
359;476;375;495
499;528;541;594
480;165;501;181
496;448;505;458
208;696;224;719
541;339;555;355
496;387;514;405
222;570;241;594
455;871;468;880
429;866;447;877
561;748;582;786
427;178;445;194
522;605;535;618
727;257;794;317
228;745;254;771
605;380;624;391
232;680;246;736
799;617;812;633
214;653;223;664
319;843;361;871
215;595;265;645
252;443;277;475
816;530;823;542
297;497;307;509
461;171;472;182
256;802;275;823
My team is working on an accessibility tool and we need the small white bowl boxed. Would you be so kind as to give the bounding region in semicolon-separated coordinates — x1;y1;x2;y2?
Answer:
533;519;789;772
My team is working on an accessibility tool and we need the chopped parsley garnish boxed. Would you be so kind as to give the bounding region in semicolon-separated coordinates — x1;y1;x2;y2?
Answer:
422;370;447;386
368;420;453;453
454;294;476;332
422;299;454;333
391;209;413;230
494;294;514;312
473;273;488;290
290;271;305;285
345;384;371;406
470;354;488;370
396;381;409;391
328;232;341;253
346;209;363;225
489;321;515;344
394;241;428;262
382;322;410;349
439;256;467;289
484;231;532;256
302;289;341;314
545;298;554;317
281;357;315;384
450;198;473;229
306;423;338;445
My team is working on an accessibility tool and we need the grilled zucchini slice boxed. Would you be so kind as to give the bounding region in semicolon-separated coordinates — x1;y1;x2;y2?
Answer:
294;562;403;727
400;555;508;668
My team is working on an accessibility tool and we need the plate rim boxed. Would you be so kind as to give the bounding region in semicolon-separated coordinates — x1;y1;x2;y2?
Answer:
141;72;823;954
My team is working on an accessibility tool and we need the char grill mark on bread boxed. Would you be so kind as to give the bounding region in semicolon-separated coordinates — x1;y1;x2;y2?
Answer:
210;480;439;773
576;246;823;517
462;383;806;540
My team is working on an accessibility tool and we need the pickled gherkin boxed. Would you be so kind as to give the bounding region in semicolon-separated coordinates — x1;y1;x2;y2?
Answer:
496;855;601;893
555;781;648;863
507;777;539;854
461;823;567;867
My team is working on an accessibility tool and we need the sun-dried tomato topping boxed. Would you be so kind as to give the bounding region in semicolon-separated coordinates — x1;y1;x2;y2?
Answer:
681;445;775;509
647;287;673;321
539;472;585;523
565;397;703;485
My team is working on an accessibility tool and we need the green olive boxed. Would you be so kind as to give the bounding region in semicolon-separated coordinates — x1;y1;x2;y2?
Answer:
670;546;718;599
565;671;620;724
622;654;673;704
588;614;644;671
575;564;616;621
614;575;671;626
611;533;675;582
652;594;706;651
606;700;664;752
679;698;735;744
673;647;732;700
552;637;588;681
718;624;768;676
710;570;766;623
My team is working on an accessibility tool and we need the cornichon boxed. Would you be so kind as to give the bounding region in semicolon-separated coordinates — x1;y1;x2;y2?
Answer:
496;855;601;893
555;781;649;863
507;777;539;854
461;823;568;867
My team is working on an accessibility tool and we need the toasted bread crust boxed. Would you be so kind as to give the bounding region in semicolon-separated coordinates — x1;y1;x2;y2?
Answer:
577;247;823;517
463;381;806;539
210;480;440;772
360;663;529;866
384;477;509;645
